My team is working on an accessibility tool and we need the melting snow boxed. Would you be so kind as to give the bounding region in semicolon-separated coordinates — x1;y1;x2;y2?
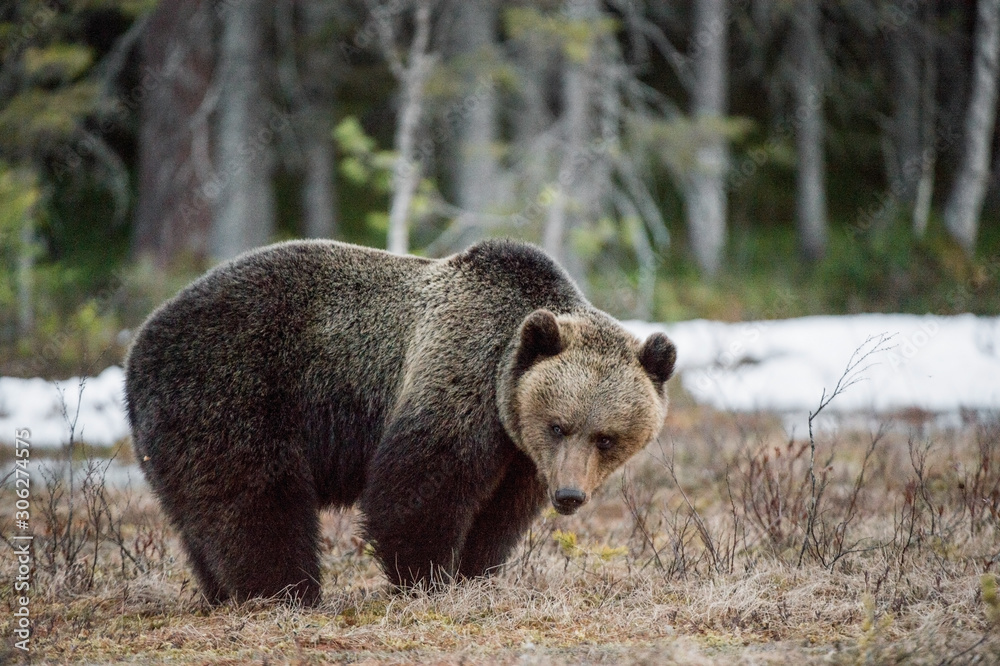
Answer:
624;313;1000;415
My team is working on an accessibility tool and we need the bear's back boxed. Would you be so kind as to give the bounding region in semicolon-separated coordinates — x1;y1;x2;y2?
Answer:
124;241;431;454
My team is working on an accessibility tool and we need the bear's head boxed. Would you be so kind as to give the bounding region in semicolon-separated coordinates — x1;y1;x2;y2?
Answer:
498;309;676;515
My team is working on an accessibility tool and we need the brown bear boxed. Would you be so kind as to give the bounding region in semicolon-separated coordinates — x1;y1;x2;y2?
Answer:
124;239;676;604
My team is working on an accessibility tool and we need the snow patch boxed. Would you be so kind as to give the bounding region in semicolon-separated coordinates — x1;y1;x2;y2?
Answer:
0;366;129;448
624;314;1000;415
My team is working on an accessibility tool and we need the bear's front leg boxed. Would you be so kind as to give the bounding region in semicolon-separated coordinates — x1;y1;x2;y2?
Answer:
457;448;547;578
360;471;477;587
359;433;487;588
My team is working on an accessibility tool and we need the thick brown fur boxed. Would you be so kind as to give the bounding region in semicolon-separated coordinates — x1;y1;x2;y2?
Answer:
124;239;676;604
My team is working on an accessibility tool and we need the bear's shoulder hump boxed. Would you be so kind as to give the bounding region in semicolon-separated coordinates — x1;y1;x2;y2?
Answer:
453;239;565;282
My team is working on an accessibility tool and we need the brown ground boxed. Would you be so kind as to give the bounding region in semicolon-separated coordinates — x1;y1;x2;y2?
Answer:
1;407;998;664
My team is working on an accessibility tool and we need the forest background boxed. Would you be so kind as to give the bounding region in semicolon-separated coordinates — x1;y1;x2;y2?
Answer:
1;0;999;378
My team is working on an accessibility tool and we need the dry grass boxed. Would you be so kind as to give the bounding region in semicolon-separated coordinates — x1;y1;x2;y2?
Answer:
2;408;999;664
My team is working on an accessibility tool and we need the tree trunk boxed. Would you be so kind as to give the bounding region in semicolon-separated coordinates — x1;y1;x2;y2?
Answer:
943;0;1000;254
543;61;589;264
888;1;923;205
452;0;498;216
793;0;827;260
513;36;552;206
913;5;938;238
303;141;336;238
211;0;275;262
132;0;213;267
17;205;33;337
684;0;729;276
387;0;434;255
298;0;338;239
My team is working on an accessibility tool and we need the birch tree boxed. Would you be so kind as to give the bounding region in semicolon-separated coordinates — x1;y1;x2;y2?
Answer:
452;0;499;216
6;170;39;338
211;0;276;261
886;0;923;206
792;0;827;260
912;1;938;238
943;0;1000;254
876;0;938;237
685;0;729;276
496;0;670;305
374;0;437;255
543;0;597;265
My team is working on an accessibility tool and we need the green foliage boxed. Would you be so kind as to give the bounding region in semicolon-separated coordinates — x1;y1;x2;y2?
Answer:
581;207;1000;324
0;248;208;377
1;0;998;380
333;116;441;250
334;116;379;158
856;592;894;659
0;83;100;154
0;1;112;160
505;7;619;63
0;164;42;333
31;288;120;369
553;529;582;559
0;164;41;239
553;529;628;563
22;43;93;83
0;0;137;346
638;114;757;178
570;216;618;263
333;116;396;242
984;574;1000;628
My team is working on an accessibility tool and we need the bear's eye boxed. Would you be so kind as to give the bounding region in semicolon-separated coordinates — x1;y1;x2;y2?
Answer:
551;424;565;437
596;436;614;451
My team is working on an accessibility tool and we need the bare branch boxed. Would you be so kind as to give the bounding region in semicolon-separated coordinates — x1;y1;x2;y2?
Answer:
798;333;895;567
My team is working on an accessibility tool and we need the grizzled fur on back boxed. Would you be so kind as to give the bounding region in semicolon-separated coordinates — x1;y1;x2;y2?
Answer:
125;238;674;604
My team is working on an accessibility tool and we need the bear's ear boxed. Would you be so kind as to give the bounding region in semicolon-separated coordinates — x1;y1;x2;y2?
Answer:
638;333;676;390
512;309;563;378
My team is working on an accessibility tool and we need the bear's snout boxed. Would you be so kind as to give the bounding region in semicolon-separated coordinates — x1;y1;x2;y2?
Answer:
552;487;588;515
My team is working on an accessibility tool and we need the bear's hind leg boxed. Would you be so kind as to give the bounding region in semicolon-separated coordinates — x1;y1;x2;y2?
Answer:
207;485;323;605
181;534;231;604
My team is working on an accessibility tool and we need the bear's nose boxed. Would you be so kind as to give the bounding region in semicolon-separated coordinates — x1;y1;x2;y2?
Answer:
552;488;587;515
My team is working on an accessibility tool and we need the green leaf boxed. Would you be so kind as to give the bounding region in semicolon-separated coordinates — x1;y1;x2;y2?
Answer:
340;156;370;185
594;545;628;561
333;116;376;156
